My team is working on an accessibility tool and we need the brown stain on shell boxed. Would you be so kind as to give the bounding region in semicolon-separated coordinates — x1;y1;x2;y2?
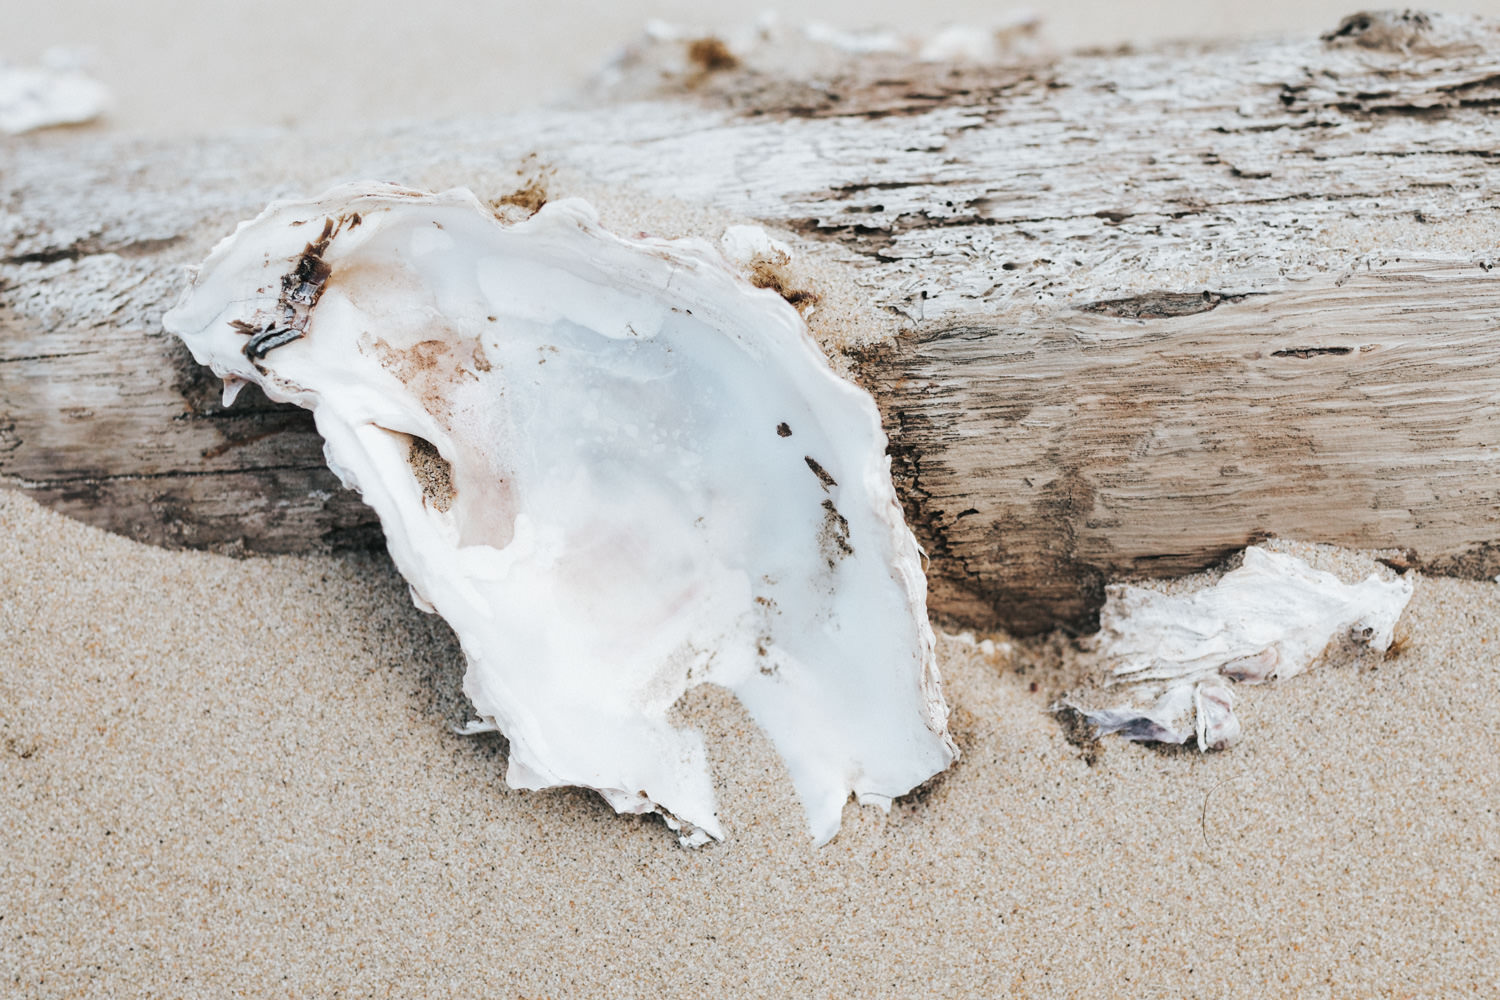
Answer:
365;335;484;425
817;498;854;570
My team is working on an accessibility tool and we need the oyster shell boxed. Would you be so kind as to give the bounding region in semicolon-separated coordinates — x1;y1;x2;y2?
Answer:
165;183;955;844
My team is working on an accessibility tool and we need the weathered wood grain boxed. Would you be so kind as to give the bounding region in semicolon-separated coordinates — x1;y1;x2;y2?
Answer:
855;257;1500;630
4;10;1500;632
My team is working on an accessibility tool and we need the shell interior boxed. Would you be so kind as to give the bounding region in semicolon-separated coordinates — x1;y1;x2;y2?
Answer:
164;184;955;844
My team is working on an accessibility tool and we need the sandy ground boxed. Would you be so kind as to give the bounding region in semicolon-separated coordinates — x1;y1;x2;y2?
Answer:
2;1;1499;135
4;489;1498;997
5;4;1500;997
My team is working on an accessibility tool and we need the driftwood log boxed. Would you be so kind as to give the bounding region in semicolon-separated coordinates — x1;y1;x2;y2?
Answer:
4;10;1500;634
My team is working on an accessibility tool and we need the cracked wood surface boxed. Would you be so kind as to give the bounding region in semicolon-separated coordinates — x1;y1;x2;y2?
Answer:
3;10;1499;633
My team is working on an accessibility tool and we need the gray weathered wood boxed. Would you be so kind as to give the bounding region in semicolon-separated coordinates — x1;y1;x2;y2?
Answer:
4;10;1500;633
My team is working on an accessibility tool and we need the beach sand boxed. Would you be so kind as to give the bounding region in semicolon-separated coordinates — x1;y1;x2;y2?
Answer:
4;487;1497;996
4;1;1500;135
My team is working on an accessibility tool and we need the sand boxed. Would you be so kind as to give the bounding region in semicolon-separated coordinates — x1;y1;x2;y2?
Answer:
4;486;1498;997
5;1;1500;135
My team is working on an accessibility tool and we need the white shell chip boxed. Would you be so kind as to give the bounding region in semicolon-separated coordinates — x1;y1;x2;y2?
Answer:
165;183;955;845
0;49;110;134
1073;546;1413;750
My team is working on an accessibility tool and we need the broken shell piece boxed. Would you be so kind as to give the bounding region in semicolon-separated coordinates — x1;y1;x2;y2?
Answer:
164;183;955;845
1079;681;1237;750
1070;546;1412;751
0;49;110;134
1084;683;1197;746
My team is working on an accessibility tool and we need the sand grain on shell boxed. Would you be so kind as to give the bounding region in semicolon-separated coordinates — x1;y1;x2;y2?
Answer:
2;489;1498;997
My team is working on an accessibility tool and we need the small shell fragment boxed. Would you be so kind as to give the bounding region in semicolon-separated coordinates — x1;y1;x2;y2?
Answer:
1070;546;1413;750
0;49;110;134
164;183;956;845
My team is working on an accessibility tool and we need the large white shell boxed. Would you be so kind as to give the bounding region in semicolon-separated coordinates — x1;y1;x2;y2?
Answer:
164;183;955;844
